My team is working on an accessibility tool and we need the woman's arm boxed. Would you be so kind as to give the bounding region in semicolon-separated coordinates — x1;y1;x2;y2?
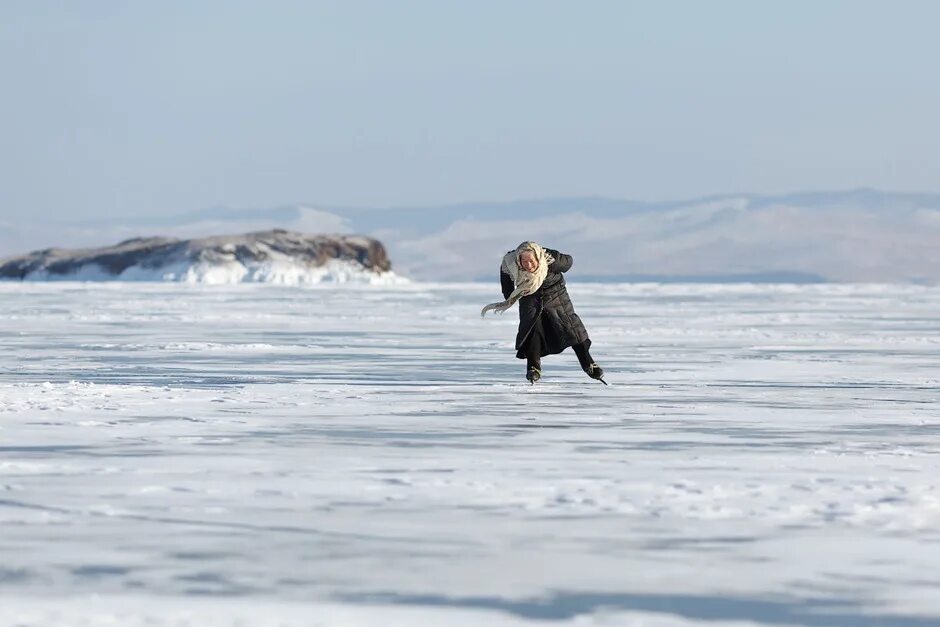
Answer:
500;270;514;299
546;248;573;273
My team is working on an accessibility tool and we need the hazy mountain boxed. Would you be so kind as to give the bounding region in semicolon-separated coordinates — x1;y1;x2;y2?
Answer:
3;189;939;282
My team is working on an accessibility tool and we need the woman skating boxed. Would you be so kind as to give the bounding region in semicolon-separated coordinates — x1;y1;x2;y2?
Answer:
481;241;605;384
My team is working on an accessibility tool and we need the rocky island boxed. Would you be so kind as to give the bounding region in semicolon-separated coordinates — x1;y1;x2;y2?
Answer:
0;230;401;284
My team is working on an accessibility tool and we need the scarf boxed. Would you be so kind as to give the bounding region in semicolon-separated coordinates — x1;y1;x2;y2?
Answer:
480;241;554;317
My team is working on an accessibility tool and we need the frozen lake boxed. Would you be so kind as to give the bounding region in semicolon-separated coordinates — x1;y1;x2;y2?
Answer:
1;282;939;626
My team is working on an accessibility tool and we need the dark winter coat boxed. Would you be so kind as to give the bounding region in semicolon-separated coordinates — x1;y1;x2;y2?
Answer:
500;248;591;359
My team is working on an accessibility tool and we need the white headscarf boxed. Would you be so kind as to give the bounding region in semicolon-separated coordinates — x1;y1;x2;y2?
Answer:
480;241;555;317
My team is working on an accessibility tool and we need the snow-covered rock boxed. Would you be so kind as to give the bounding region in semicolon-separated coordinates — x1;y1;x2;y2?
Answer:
0;230;405;284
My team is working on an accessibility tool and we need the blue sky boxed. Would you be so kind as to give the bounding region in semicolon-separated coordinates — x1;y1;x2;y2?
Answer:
1;0;938;221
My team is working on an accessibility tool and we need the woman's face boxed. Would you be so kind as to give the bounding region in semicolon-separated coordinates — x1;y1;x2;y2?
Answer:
519;251;538;273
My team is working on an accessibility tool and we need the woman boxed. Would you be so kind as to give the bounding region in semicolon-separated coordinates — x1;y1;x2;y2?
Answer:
482;241;605;384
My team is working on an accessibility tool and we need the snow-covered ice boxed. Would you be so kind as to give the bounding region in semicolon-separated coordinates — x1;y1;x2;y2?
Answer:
20;258;406;285
1;281;938;626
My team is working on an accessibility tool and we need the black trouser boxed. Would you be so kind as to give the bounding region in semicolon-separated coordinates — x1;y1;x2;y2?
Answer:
526;341;594;372
572;341;595;372
525;340;541;372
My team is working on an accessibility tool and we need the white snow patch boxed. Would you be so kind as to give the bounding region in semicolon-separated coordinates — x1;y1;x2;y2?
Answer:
11;253;409;285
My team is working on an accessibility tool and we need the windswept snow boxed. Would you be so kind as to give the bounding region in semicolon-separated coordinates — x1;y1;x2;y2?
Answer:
114;257;406;285
0;282;938;626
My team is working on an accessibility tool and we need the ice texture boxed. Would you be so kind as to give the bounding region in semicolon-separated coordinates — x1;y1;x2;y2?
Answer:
0;282;938;626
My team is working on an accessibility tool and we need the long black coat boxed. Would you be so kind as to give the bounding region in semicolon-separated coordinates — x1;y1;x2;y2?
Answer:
500;248;591;359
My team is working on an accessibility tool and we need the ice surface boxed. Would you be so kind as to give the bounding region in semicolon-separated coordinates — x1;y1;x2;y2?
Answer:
1;282;938;626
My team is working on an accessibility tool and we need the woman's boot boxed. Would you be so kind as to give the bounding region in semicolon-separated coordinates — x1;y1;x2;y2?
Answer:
573;342;605;381
526;343;542;383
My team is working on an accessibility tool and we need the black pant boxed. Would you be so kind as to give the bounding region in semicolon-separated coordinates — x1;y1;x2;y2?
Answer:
526;341;594;372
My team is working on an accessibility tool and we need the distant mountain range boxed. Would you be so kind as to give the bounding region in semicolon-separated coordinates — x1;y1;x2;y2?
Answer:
2;189;939;282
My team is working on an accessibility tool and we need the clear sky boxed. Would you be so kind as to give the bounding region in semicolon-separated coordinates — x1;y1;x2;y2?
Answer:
1;0;938;222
